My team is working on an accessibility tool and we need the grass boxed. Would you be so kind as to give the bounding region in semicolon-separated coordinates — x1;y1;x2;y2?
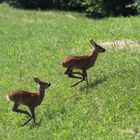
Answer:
0;3;140;140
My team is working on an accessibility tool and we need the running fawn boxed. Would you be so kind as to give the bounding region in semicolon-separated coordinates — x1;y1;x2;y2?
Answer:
6;78;51;126
61;39;106;87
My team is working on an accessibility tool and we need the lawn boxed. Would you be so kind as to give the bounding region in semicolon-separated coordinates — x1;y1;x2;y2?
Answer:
0;3;140;140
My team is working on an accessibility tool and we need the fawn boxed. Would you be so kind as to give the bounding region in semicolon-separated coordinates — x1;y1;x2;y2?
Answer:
6;78;51;126
61;39;106;87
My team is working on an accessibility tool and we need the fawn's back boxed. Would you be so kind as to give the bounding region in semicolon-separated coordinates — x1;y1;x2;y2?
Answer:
6;90;39;107
61;40;105;70
61;55;91;69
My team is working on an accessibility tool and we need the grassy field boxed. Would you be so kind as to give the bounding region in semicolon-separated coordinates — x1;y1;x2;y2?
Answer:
0;3;140;140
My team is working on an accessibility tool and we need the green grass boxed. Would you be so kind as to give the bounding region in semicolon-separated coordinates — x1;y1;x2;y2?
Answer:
0;3;140;140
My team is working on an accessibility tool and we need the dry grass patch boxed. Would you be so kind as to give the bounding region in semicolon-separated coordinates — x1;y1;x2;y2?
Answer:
100;39;139;49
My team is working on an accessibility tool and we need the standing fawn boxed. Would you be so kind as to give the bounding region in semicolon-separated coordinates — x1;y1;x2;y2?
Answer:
61;39;106;87
6;78;51;126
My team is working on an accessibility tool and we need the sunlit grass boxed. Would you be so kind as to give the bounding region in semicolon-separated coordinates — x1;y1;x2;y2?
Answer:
0;3;140;140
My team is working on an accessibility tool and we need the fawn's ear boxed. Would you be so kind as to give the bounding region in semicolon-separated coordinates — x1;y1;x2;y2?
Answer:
33;77;41;83
90;39;97;48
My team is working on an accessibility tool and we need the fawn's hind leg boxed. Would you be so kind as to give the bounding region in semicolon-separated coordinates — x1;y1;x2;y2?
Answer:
71;72;83;76
71;69;87;87
65;67;82;79
12;102;32;127
12;102;31;117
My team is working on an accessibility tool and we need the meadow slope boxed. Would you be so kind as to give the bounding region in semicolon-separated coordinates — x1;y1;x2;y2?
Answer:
0;3;140;140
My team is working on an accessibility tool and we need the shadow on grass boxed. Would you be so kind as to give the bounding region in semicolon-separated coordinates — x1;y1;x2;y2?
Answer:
90;76;108;87
79;68;127;93
29;118;43;128
35;118;43;126
79;76;108;93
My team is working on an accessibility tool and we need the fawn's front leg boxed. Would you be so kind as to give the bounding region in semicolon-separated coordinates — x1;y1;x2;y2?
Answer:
21;107;35;127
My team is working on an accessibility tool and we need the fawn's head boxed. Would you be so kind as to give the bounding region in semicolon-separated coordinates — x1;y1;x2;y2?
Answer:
90;39;106;53
34;77;51;90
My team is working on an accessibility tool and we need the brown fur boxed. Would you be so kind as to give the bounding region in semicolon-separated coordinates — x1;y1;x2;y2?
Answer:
61;40;106;87
7;90;40;107
6;78;51;126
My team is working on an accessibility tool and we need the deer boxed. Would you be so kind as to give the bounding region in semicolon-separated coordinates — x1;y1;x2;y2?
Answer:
61;39;106;87
5;77;51;127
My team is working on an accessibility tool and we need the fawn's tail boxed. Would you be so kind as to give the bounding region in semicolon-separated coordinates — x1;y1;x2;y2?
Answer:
5;94;10;101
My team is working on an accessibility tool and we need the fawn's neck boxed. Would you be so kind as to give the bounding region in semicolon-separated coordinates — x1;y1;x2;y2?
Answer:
90;50;99;65
38;87;46;104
